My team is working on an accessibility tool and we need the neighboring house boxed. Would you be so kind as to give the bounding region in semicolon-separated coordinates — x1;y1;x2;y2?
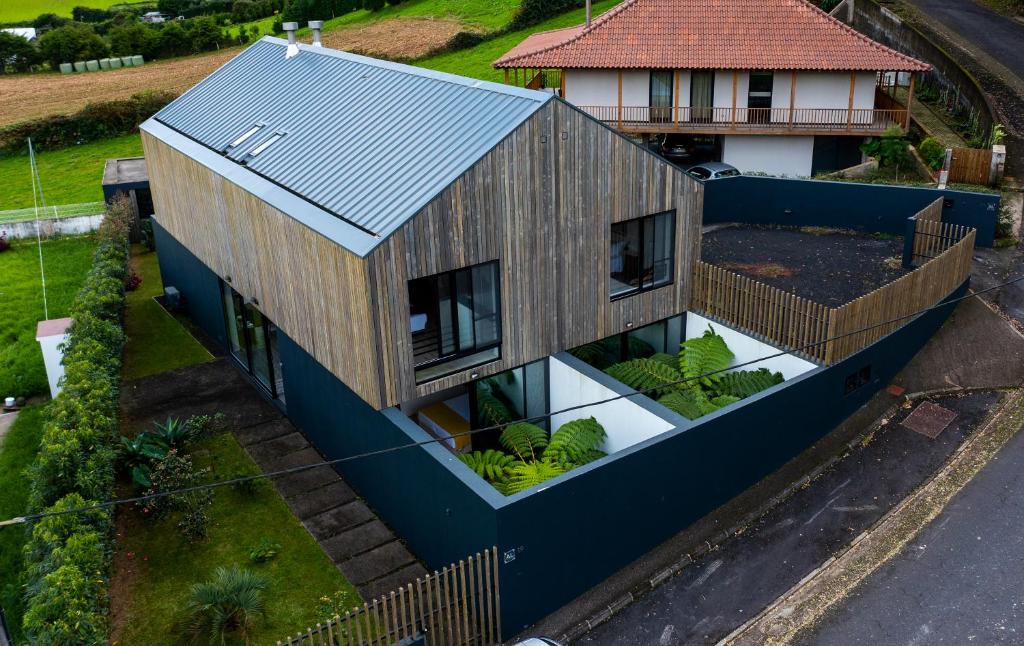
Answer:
140;11;167;23
493;0;931;177
1;27;37;41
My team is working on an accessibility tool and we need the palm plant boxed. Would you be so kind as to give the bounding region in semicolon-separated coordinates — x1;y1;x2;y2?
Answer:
183;566;268;645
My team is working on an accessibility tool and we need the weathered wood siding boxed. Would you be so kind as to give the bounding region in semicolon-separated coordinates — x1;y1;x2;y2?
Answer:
141;132;385;407
371;100;703;404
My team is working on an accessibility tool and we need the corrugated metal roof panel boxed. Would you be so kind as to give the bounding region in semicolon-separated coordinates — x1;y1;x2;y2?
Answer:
153;37;551;248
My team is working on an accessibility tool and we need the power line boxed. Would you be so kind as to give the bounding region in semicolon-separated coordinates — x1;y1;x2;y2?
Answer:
2;275;1021;529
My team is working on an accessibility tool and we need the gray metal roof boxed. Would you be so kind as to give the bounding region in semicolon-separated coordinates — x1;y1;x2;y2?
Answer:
149;37;551;252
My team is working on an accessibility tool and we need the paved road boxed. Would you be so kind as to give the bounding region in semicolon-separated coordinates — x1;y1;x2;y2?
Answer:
801;416;1024;645
904;0;1024;80
580;393;999;645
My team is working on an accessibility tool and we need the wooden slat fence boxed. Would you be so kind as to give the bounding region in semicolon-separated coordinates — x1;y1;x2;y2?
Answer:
948;147;993;185
278;548;501;646
911;219;971;265
690;261;833;363
691;228;976;366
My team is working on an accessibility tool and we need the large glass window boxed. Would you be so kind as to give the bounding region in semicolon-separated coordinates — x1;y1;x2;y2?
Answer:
690;70;714;122
650;70;674;123
473;358;549;437
748;71;773;123
569;315;684;370
409;261;502;383
221;282;285;404
610;211;675;299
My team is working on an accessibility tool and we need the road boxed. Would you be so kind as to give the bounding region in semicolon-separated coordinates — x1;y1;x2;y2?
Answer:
904;0;1024;81
800;416;1024;645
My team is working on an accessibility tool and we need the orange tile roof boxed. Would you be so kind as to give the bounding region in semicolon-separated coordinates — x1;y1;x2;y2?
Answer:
494;0;929;72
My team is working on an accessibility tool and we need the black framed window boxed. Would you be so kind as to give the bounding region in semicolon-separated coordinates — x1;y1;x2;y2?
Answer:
409;261;502;383
748;71;773;123
221;282;285;404
610;211;675;299
569;314;684;370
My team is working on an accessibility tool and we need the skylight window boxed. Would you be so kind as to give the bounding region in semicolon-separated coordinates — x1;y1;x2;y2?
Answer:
248;133;283;157
227;124;263;149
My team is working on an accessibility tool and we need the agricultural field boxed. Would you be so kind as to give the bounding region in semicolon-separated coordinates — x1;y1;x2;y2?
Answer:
0;134;143;209
0;0;149;23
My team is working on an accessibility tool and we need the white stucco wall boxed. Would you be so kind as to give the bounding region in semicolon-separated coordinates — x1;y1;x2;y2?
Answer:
793;71;876;124
713;71;748;122
3;214;103;239
721;134;815;177
549;356;675;455
562;69;619;105
685;313;818;380
621;70;649;107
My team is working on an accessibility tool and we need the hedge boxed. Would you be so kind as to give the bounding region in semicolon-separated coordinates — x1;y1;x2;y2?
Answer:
508;0;585;29
0;92;175;157
21;198;132;645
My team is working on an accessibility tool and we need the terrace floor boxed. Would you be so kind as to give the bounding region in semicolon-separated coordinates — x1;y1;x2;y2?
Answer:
701;225;909;307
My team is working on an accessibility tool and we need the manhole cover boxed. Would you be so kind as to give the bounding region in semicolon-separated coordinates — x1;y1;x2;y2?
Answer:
902;401;957;439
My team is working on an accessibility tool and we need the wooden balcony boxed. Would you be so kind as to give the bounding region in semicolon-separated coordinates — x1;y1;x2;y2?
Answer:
575;105;909;136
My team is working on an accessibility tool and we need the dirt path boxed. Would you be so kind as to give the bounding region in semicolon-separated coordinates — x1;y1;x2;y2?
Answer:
0;17;466;127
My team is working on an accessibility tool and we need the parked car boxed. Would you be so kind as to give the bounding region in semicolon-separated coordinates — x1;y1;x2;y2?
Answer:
656;134;717;164
686;162;741;180
510;638;565;646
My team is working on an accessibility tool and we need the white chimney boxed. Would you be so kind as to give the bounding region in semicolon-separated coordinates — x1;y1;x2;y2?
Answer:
282;21;299;58
308;20;323;47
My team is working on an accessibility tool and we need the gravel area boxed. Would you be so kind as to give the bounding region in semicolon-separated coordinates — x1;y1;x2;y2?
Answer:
701;225;909;307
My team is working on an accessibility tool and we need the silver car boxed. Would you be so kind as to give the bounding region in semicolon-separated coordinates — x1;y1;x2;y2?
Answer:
511;639;565;646
686;161;741;180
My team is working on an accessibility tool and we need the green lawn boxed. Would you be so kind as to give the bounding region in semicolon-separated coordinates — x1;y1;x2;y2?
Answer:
0;0;150;23
0;405;46;644
0;134;143;211
416;0;621;81
114;431;360;645
0;235;98;398
122;245;212;380
321;0;520;32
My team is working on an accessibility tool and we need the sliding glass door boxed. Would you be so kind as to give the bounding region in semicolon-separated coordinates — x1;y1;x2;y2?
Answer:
650;71;673;123
691;70;714;123
221;282;285;404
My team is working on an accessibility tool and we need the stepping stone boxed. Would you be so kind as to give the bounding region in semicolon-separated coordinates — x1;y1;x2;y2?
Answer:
272;466;339;499
304;501;375;540
360;562;430;602
321;520;395;562
234;418;294;447
246;432;309;462
251;446;321;472
287;480;356;518
338;541;417;586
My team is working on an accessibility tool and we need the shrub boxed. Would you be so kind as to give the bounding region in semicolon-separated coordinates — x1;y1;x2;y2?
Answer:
186;16;227;53
509;0;584;29
124;268;143;292
21;198;132;644
860;125;910;170
37;23;109;69
140;449;213;533
183;412;227;443
918;137;946;171
0;31;41;74
73;6;117;22
248;537;281;563
157;21;193;57
182;566;268;643
108;22;161;60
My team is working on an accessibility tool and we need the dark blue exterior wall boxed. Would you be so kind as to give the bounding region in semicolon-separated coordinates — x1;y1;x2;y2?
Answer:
152;219;967;638
703;175;999;246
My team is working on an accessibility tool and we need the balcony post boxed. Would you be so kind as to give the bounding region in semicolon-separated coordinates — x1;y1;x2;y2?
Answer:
503;69;509;85
617;69;623;128
673;69;680;128
905;72;915;130
788;70;797;130
846;71;855;131
731;71;737;129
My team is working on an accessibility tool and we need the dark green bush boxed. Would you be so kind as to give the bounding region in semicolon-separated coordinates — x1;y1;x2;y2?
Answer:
108;22;161;60
37;23;109;69
21;197;132;645
509;0;584;29
918;137;946;171
0;91;175;156
0;31;41;73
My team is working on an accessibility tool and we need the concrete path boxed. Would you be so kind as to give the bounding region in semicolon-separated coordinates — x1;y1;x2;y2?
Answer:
799;415;1024;644
120;359;427;602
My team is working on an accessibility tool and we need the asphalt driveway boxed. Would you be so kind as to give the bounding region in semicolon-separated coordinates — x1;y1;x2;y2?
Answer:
904;0;1024;81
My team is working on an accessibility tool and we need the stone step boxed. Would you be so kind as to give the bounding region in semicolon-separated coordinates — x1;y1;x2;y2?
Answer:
235;418;294;447
246;431;309;462
337;540;418;586
273;466;340;499
304;501;376;540
359;562;431;602
321;520;395;562
287;480;357;519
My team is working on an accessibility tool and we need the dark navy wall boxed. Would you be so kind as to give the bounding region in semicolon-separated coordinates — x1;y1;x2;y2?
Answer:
703;175;999;246
152;218;227;348
491;281;968;634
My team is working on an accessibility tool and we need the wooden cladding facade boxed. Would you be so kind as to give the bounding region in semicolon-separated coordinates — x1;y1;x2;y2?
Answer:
143;99;703;409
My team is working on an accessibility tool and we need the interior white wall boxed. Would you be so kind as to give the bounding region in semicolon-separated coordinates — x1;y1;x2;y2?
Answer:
721;135;814;177
685;313;817;380
549;357;675;455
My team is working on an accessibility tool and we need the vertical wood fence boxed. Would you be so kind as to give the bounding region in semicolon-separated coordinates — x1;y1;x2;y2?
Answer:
690;227;976;366
948;147;993;185
278;548;501;646
911;219;971;265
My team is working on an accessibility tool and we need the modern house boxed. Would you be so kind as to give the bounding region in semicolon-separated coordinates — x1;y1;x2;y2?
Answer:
142;31;986;640
493;0;930;177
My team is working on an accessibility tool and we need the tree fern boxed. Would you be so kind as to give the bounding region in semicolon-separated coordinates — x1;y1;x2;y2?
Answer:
605;358;683;396
709;394;741;409
545;417;607;467
657;390;708;420
458;450;515;483
476;390;514;428
504;460;566;495
679;325;734;389
499;422;549;462
648;352;679;370
714;368;784;399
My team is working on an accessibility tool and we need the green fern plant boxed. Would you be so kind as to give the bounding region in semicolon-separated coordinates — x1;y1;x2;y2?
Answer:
504;460;565;495
648;352;679;370
605;358;683;396
459;450;516;483
476;390;514;428
679;325;734;390
499;422;549;462
714;368;784;399
545;417;607;468
656;390;707;420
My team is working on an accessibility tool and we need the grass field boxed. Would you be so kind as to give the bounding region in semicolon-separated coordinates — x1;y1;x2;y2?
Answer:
0;134;143;210
0;405;46;643
0;0;150;23
111;431;360;645
0;235;98;398
123;245;213;380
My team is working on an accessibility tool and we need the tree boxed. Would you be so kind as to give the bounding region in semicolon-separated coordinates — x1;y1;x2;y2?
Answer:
37;23;108;69
362;0;385;10
0;31;41;73
185;15;225;52
108;23;160;59
32;13;71;31
72;6;114;22
157;21;192;57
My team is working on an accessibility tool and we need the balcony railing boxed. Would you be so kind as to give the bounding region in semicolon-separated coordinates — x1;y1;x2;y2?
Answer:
576;105;908;134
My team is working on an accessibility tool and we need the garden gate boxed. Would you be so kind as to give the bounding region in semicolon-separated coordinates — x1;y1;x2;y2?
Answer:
278;547;501;646
947;147;993;185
